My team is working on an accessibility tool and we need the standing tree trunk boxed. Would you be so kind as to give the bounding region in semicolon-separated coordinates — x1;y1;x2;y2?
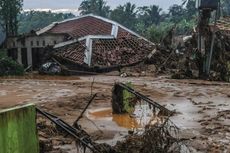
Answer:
0;0;23;37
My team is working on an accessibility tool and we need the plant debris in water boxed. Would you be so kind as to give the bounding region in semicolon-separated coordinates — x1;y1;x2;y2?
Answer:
113;118;189;153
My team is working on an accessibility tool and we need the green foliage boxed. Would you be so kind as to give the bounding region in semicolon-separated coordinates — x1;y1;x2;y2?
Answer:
0;0;23;36
79;0;110;17
175;18;196;35
123;82;135;114
134;21;146;36
168;4;186;23
110;2;137;30
77;0;198;38
146;22;174;43
0;49;7;58
0;58;24;76
14;0;198;45
18;11;75;34
185;0;196;19
139;0;196;40
0;104;39;153
0;49;24;76
137;5;162;26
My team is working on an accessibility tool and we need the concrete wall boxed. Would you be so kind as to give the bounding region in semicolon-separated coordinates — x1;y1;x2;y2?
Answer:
7;34;65;49
7;34;65;68
0;104;39;153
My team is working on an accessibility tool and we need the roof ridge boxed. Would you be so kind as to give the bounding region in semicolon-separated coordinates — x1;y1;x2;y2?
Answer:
36;14;154;45
36;14;94;35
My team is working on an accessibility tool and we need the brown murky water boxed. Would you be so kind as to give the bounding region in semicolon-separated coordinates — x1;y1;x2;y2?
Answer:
87;105;160;129
88;108;140;129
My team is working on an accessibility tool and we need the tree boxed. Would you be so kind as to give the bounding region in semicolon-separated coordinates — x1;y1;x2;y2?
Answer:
18;11;75;34
169;4;185;23
185;0;196;19
0;0;23;36
221;0;230;15
110;2;137;30
138;5;162;26
79;0;110;17
146;21;174;43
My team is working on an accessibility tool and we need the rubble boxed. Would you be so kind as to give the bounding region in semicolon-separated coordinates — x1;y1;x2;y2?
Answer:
91;38;155;67
113;119;187;153
37;107;183;153
35;82;183;153
38;62;62;75
147;17;230;82
52;37;155;73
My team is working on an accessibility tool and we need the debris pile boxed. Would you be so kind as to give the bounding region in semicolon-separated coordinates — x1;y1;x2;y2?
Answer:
36;107;112;153
37;109;185;153
111;83;187;153
52;37;155;73
37;116;67;152
39;62;62;75
92;38;155;67
114;119;186;153
148;17;230;81
54;41;86;66
35;83;188;153
147;46;180;73
209;30;230;81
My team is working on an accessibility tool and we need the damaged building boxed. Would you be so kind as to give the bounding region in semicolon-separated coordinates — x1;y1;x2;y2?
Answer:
6;14;155;71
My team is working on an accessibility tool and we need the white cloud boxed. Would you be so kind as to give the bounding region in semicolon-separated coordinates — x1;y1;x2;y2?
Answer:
23;8;80;15
23;0;182;12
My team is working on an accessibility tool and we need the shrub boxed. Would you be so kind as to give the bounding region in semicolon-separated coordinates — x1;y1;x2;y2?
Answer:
0;50;24;76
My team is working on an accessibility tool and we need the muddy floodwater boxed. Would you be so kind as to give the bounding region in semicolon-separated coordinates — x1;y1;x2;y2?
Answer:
0;74;230;152
87;105;161;129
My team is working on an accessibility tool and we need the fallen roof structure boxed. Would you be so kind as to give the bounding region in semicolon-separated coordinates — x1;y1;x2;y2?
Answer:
37;14;156;72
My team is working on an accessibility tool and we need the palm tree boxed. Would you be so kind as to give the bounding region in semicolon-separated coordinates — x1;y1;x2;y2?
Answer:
147;5;162;25
124;2;136;18
110;2;137;30
79;0;110;17
138;5;162;26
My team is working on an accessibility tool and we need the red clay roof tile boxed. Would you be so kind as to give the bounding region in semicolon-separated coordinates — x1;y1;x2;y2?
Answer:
48;16;113;38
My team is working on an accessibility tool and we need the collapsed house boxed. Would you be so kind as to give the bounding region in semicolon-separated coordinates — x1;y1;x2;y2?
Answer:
6;14;155;71
148;16;230;82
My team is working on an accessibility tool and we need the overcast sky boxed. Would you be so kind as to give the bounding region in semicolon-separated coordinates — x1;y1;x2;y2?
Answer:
23;0;182;14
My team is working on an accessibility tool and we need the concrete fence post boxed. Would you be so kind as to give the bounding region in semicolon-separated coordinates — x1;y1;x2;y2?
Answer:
0;104;39;153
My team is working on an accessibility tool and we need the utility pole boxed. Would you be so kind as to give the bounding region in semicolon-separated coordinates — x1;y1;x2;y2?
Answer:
196;0;220;78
